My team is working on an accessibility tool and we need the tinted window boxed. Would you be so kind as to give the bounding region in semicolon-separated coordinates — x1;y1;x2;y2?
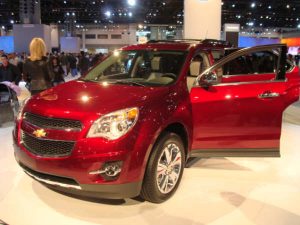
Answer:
85;34;96;39
223;51;277;75
111;34;122;39
98;34;108;39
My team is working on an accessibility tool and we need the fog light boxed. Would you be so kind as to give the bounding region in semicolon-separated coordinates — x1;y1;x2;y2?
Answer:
89;161;123;180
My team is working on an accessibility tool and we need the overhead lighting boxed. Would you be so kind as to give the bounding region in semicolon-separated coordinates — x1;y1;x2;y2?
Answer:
251;2;256;8
128;12;133;17
105;11;111;17
127;0;136;6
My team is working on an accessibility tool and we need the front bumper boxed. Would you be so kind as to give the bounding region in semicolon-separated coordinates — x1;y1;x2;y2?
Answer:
18;159;141;199
13;133;143;199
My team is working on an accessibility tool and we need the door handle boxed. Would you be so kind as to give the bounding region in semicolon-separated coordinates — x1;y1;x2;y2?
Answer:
258;91;280;99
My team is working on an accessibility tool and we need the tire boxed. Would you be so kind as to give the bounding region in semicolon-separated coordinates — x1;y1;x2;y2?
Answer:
140;132;185;203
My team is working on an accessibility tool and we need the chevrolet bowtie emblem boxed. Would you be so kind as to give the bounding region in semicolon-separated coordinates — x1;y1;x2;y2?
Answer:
33;129;47;138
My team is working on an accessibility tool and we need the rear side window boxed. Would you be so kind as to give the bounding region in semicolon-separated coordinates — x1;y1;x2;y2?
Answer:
223;51;278;75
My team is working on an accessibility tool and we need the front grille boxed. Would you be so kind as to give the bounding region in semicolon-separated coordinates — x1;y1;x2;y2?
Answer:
23;112;82;130
21;131;75;157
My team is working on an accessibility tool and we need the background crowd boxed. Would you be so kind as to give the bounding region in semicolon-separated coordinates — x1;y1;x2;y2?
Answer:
0;38;106;96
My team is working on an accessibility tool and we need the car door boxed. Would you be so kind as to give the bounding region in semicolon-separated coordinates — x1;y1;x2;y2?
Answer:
190;44;299;157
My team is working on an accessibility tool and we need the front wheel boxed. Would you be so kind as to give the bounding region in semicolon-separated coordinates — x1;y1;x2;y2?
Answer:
140;132;185;203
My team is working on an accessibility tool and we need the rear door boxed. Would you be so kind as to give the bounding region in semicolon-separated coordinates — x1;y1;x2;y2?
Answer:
190;44;299;157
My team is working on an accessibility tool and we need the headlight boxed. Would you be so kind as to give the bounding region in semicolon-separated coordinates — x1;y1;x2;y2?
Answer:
17;97;30;120
87;107;139;140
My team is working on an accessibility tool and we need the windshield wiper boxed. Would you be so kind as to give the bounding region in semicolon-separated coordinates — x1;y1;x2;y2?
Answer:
113;80;146;87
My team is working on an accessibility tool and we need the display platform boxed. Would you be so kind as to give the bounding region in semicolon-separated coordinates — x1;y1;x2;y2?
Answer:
0;83;300;225
283;100;300;125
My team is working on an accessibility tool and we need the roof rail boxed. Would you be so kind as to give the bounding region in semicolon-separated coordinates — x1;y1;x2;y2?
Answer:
201;39;231;46
147;39;231;46
146;40;178;43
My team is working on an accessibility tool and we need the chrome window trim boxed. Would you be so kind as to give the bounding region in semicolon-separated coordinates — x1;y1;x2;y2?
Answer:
222;72;275;78
208;78;288;87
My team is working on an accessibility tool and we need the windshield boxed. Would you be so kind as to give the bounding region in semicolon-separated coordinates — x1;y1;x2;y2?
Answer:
82;50;186;86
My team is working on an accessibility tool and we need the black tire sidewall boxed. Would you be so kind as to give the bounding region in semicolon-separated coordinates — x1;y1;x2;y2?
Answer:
142;132;185;203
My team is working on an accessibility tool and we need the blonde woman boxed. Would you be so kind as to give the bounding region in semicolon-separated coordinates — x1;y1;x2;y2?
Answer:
23;38;52;95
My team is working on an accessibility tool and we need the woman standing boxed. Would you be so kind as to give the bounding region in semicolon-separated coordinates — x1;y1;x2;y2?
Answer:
23;38;52;95
49;56;65;86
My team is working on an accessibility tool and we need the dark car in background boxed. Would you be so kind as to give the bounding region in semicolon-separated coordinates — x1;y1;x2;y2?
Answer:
0;83;19;126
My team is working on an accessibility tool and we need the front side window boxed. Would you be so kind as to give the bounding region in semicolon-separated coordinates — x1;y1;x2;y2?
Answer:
82;50;186;86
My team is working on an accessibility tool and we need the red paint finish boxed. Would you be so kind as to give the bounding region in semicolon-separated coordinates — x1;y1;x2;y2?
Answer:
191;81;288;149
13;42;300;199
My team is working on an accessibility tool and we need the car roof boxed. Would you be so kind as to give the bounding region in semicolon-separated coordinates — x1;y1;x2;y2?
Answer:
121;39;232;52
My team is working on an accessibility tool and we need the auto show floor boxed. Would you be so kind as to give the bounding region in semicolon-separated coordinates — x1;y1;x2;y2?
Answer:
1;85;300;225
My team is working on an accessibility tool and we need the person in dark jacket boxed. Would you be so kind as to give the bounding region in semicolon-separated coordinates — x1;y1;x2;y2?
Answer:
23;38;53;95
68;54;78;77
0;54;22;85
78;51;90;76
49;56;65;86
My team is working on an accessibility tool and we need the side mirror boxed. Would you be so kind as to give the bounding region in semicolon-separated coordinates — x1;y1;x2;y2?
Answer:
198;72;218;87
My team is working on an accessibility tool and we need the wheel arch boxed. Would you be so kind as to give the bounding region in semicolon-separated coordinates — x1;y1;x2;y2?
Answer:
141;122;190;179
163;123;189;160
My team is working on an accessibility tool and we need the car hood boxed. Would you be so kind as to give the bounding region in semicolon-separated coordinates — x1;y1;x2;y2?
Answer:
24;80;169;121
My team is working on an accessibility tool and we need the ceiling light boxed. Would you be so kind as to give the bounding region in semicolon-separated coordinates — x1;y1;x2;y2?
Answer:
105;11;111;17
251;2;256;8
127;0;136;6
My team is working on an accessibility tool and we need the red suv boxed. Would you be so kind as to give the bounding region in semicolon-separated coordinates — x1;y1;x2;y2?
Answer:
13;40;300;203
